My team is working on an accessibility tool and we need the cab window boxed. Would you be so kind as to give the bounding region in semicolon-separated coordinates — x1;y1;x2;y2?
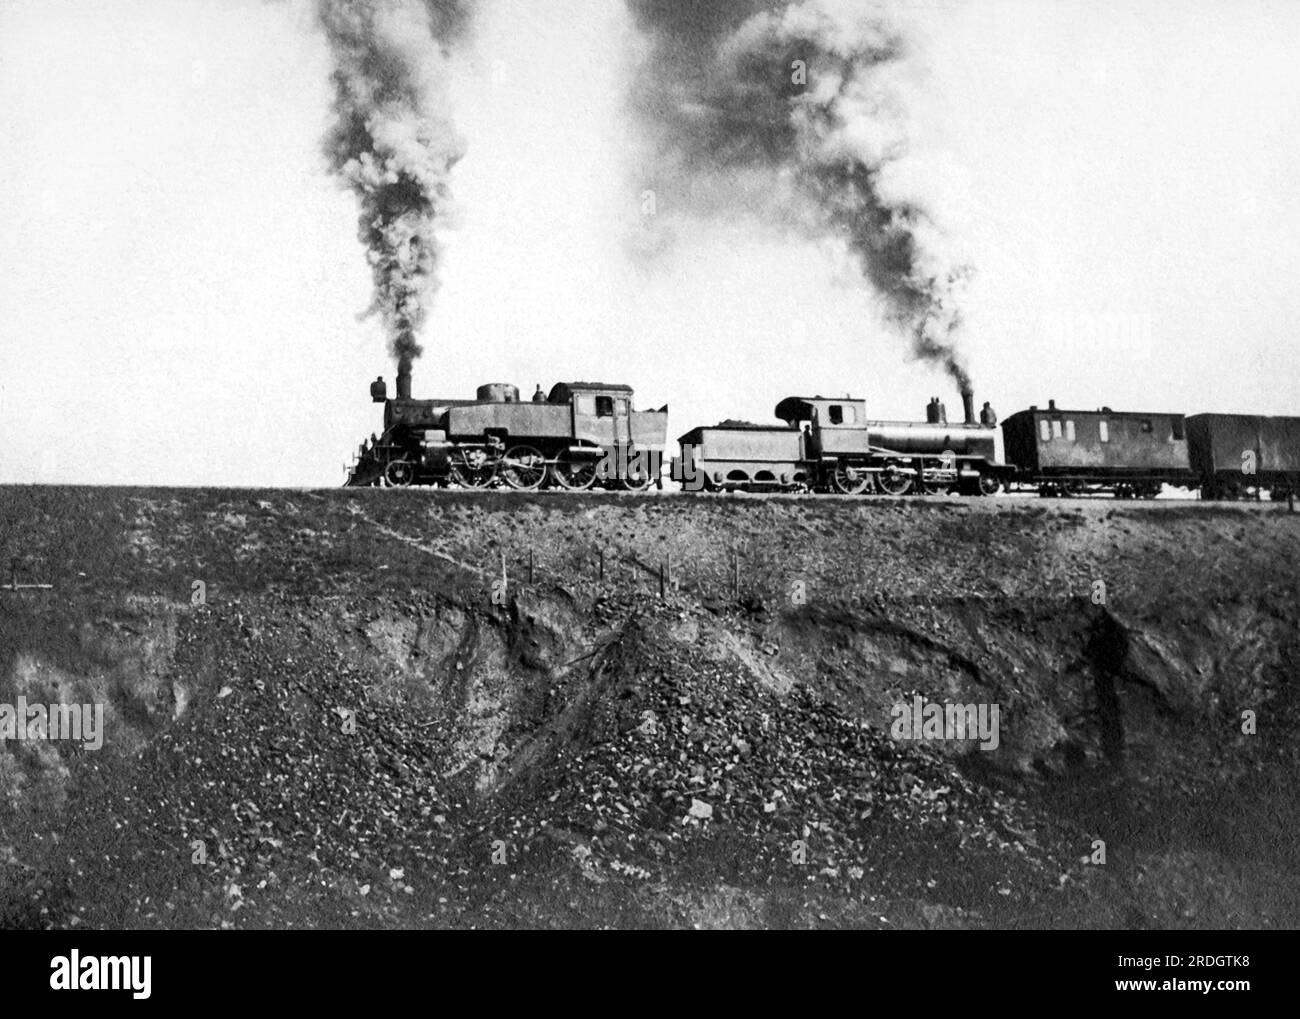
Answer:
595;396;614;417
575;395;596;415
828;405;844;425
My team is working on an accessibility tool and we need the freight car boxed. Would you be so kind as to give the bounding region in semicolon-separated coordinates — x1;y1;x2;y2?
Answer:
675;391;1008;495
346;370;668;490
1186;413;1300;500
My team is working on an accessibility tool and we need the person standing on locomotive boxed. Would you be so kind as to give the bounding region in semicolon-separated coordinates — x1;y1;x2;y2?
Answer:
981;402;998;427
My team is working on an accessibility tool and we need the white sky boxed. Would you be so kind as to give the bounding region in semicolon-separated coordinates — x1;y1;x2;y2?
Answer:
2;0;1298;485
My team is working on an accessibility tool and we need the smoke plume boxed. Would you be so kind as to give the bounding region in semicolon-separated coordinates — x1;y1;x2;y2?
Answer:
627;0;974;390
317;0;472;376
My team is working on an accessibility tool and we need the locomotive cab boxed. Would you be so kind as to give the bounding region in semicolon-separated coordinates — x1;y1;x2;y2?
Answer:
774;397;870;460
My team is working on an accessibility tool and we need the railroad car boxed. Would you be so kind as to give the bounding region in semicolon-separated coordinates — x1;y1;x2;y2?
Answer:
1001;401;1194;498
1186;413;1300;500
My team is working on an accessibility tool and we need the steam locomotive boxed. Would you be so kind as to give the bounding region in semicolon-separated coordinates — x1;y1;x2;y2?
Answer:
346;368;1300;500
346;369;669;491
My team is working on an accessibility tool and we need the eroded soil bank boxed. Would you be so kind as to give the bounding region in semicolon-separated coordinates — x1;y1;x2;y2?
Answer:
2;487;1297;928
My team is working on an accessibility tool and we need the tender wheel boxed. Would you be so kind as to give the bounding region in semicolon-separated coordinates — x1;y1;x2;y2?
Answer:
449;448;495;488
978;473;1001;496
501;445;547;490
876;460;914;497
385;459;416;487
551;451;598;491
831;461;872;495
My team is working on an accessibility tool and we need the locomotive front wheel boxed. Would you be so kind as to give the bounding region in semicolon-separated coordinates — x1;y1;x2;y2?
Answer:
551;452;598;491
831;462;872;495
876;462;914;497
501;445;547;490
385;460;416;487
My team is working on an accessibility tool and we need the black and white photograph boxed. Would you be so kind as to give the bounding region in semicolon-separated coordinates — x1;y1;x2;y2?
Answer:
0;0;1294;971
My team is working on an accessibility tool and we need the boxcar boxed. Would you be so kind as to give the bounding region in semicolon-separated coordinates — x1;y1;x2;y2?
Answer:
1185;413;1300;499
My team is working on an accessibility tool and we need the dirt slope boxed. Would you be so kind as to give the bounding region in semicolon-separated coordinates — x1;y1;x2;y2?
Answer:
1;487;1297;928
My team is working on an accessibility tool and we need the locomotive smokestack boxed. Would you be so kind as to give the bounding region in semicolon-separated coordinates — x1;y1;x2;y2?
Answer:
396;363;412;401
962;389;975;426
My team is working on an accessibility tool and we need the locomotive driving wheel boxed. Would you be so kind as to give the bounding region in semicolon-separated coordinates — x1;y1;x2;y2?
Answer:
449;448;495;488
978;472;1001;496
551;451;598;491
830;461;872;495
384;459;416;487
501;445;547;490
618;468;653;492
875;460;914;497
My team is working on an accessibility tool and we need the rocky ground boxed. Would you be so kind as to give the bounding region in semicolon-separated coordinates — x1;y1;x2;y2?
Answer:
1;486;1298;928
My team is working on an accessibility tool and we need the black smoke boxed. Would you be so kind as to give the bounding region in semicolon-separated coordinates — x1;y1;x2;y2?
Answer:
627;0;974;390
317;0;474;377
